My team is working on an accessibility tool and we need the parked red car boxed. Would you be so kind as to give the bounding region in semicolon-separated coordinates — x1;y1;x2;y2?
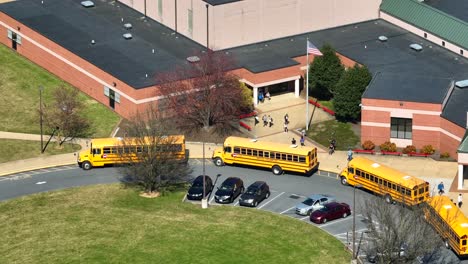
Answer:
310;202;351;224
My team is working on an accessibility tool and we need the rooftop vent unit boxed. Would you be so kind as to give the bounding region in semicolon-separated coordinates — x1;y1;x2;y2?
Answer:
123;23;132;30
455;80;468;88
410;43;423;51
81;1;95;8
378;36;388;42
123;33;132;39
186;56;200;63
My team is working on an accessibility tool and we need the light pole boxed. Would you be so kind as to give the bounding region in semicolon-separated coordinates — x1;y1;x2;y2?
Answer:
352;183;363;262
39;86;44;153
201;140;208;208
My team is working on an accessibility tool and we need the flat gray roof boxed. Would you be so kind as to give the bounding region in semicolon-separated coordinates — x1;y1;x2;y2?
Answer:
0;0;206;88
363;73;452;104
225;19;468;127
203;0;242;6
425;0;468;23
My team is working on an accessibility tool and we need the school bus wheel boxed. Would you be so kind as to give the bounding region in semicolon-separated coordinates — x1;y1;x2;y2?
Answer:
213;157;224;167
340;176;348;186
272;165;283;175
82;161;92;170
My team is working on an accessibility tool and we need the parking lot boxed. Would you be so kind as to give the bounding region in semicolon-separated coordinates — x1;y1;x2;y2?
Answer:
187;159;372;257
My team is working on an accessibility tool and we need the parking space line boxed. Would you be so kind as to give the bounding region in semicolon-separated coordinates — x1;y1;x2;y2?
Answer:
320;214;362;228
257;192;284;209
234;201;239;206
300;216;309;221
209;196;215;204
280;206;295;214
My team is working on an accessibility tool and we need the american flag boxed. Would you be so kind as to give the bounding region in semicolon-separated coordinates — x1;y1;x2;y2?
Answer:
307;40;323;56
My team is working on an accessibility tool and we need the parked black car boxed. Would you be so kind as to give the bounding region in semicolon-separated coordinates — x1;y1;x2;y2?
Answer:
186;175;214;200
215;177;244;204
239;181;270;207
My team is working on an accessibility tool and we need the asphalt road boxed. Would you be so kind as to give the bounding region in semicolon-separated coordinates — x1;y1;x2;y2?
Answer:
0;159;464;263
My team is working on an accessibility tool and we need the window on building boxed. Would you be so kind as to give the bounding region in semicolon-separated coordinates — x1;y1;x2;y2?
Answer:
424;33;427;38
188;9;193;37
391;117;412;139
158;0;163;18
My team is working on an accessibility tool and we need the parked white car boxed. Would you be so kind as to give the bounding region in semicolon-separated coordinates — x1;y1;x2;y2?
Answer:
295;194;336;216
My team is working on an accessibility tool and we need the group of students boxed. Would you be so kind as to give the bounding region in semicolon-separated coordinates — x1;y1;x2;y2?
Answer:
437;182;463;208
258;91;271;103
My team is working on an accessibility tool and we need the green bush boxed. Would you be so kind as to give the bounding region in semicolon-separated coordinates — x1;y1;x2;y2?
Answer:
379;141;397;152
420;145;436;155
440;152;450;159
402;145;416;154
362;140;375;150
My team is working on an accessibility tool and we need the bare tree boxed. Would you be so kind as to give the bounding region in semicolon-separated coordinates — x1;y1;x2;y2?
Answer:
157;50;249;136
42;86;91;146
119;105;192;195
362;195;443;264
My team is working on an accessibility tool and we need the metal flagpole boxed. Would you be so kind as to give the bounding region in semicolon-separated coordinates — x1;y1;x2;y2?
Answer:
306;38;310;131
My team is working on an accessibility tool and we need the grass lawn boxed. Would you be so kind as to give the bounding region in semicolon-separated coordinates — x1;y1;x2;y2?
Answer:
0;44;120;137
317;99;335;111
0;139;81;163
308;120;360;150
0;184;350;264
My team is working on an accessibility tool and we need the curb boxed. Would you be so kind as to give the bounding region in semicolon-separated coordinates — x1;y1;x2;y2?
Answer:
0;161;76;177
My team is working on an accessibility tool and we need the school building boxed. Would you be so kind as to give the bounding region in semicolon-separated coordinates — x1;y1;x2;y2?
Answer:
1;0;468;186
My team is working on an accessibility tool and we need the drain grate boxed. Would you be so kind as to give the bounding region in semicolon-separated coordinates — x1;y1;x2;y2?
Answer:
289;194;301;199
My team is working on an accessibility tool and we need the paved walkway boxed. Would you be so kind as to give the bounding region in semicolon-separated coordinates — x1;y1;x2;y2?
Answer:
0;93;465;213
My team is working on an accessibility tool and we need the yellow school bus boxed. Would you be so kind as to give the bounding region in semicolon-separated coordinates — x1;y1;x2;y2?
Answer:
424;195;468;256
339;157;429;205
212;136;319;175
77;135;187;170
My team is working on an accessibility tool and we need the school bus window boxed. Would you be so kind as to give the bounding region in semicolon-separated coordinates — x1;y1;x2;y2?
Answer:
406;189;411;196
287;154;292;161
348;168;354;174
264;152;270;158
224;146;231;153
241;148;247;155
253;150;258;156
383;180;388;187
136;146;142;153
378;178;382;185
356;170;361;176
293;155;298;162
258;150;263;157
370;175;374;182
299;156;305;162
92;148;101;155
396;186;400;192
234;147;240;154
103;147;111;154
247;149;252;155
275;153;280;159
462;240;466;246
425;186;429;192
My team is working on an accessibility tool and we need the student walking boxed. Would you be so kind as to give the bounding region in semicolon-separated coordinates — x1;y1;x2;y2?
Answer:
254;115;259;126
347;149;353;161
437;182;445;195
284;113;289;124
268;116;273;127
329;143;335;155
266;91;271;101
300;136;305;146
291;138;297;145
262;115;267;127
458;194;463;208
284;122;288;133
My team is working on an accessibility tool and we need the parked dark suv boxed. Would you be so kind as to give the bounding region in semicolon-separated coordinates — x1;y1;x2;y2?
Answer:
215;177;244;204
239;181;270;207
186;175;214;200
